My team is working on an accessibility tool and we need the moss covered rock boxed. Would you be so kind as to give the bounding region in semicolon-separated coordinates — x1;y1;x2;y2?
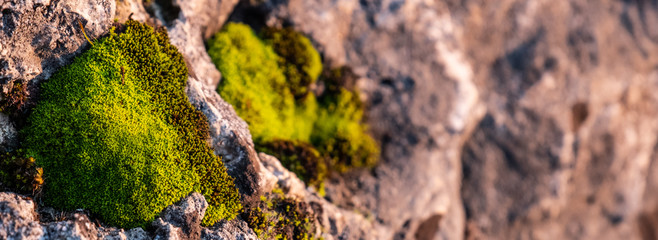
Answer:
23;20;241;228
207;22;379;188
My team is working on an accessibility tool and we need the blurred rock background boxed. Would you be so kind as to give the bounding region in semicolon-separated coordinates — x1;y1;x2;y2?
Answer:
3;0;658;239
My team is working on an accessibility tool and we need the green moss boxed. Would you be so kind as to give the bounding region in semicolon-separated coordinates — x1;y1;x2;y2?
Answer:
261;27;322;99
313;67;379;172
256;139;327;191
242;188;318;240
207;22;378;190
0;149;43;194
208;23;316;143
23;20;241;228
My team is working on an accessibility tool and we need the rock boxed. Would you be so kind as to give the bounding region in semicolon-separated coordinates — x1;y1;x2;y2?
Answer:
0;113;17;150
133;0;263;203
153;192;258;240
258;152;306;199
201;219;257;240
115;0;152;23
0;0;115;84
100;227;150;240
0;192;43;240
247;0;658;239
186;74;263;203
1;192;143;240
170;0;240;39
42;214;99;239
153;193;207;240
0;191;260;240
459;1;658;239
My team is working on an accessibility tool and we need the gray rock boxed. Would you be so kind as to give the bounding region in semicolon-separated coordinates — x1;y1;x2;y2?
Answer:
0;192;43;240
185;74;263;203
100;227;149;240
152;192;258;240
258;152;380;240
0;192;140;240
42;214;99;240
200;219;257;240
171;0;240;39
258;152;307;199
153;193;207;240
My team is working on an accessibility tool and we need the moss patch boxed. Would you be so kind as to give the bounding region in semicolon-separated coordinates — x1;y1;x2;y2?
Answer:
207;23;379;183
242;188;318;240
23;20;241;228
313;67;379;172
260;27;322;99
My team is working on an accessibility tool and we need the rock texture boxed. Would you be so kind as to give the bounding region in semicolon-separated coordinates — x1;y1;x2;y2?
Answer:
156;1;384;238
153;193;257;240
0;192;43;239
0;0;115;85
459;1;658;239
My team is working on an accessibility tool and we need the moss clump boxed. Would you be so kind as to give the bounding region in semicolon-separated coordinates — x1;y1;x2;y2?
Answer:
242;189;318;240
256;140;327;191
23;20;241;228
0;149;43;194
261;27;322;99
208;23;317;143
314;67;379;172
207;23;378;188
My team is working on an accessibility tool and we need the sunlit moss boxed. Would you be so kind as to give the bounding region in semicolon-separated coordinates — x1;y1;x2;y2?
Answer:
207;22;379;188
23;20;241;228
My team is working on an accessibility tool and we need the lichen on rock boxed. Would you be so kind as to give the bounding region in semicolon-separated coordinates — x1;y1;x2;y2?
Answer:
22;20;241;228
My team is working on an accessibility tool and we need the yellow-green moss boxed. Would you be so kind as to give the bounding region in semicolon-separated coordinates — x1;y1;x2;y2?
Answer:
208;23;316;143
207;22;378;189
313;68;379;171
23;20;241;228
